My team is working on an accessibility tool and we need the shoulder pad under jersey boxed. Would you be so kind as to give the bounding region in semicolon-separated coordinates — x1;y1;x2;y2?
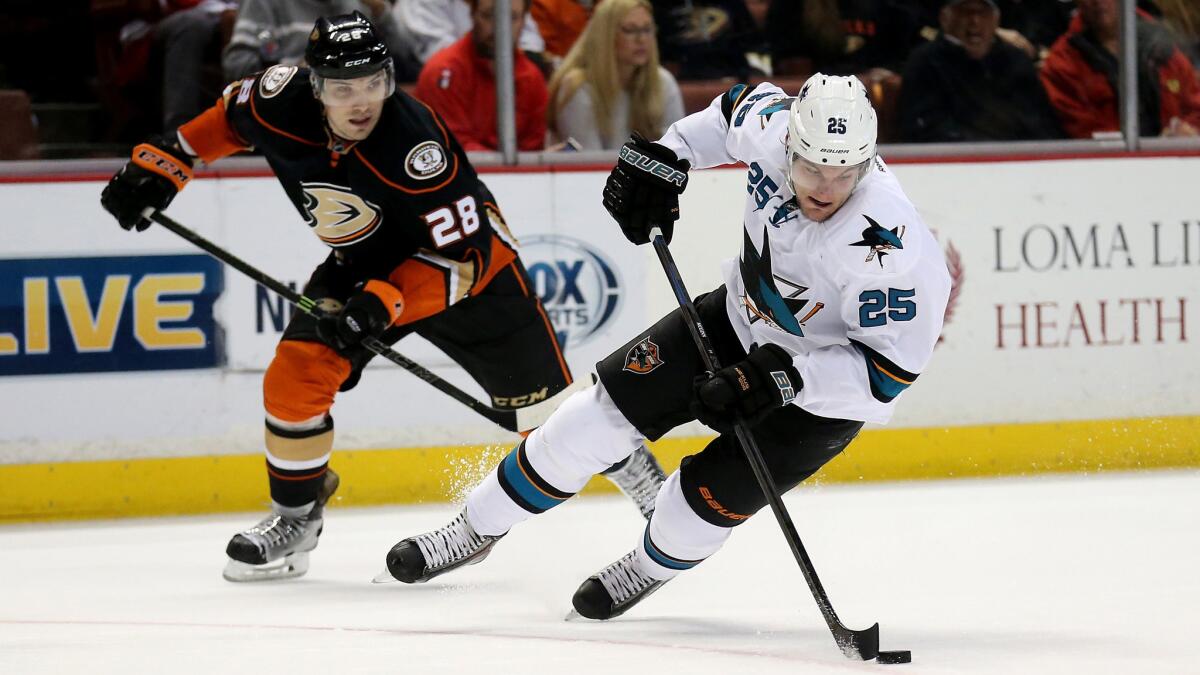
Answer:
228;65;326;145
825;179;926;280
352;92;468;194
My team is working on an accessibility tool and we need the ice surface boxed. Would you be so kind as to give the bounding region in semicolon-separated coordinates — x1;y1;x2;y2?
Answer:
2;471;1197;674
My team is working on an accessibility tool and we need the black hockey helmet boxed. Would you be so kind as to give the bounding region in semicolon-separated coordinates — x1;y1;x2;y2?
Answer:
306;12;395;104
306;11;392;79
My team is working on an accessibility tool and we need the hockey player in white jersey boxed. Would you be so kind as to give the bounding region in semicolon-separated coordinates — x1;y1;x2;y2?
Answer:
382;74;951;620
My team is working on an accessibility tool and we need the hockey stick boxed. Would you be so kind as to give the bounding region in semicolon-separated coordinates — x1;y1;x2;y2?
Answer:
146;209;581;433
649;227;885;661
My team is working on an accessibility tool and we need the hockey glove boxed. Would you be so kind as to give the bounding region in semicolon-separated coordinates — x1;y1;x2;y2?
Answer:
690;343;802;432
603;132;690;245
315;283;396;352
101;135;194;231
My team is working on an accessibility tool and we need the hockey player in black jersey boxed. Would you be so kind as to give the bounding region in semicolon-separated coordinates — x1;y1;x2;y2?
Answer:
99;12;664;582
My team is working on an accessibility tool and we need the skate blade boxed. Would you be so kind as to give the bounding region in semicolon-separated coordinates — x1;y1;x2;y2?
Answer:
223;552;310;582
371;569;397;584
564;609;592;622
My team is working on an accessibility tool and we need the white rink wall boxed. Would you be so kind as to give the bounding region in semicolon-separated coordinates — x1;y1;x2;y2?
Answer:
1;156;1198;464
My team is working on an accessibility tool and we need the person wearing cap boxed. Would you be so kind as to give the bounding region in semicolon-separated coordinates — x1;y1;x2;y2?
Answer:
383;73;951;621
910;0;1073;65
897;0;1063;142
99;11;669;582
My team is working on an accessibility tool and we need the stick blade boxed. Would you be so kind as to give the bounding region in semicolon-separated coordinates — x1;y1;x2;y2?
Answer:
836;622;880;660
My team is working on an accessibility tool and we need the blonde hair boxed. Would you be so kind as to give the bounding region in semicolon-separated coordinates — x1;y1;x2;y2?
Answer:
547;0;665;145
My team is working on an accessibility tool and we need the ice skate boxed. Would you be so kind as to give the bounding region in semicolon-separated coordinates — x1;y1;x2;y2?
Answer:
222;469;339;582
384;510;502;583
570;550;667;620
603;445;665;519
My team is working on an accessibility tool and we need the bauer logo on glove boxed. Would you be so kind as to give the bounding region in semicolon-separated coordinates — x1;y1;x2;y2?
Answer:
603;132;691;246
617;144;688;189
690;343;803;432
771;370;797;405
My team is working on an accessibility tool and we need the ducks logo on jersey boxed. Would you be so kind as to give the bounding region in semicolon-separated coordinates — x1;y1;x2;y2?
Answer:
851;215;905;267
300;183;383;247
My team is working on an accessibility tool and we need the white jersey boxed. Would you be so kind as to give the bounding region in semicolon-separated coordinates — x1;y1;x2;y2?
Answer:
658;82;951;425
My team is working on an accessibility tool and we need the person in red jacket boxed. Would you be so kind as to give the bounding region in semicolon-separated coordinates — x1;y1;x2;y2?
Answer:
1041;0;1200;139
415;0;548;150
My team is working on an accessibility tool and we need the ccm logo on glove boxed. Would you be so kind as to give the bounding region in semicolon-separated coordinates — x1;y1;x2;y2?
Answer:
132;144;193;190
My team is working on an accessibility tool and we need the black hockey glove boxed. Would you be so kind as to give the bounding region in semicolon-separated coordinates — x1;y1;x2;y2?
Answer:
690;343;802;433
315;285;393;351
101;135;194;232
603;132;690;245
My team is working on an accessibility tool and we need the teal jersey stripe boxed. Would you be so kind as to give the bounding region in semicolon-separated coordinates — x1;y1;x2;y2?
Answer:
643;529;702;571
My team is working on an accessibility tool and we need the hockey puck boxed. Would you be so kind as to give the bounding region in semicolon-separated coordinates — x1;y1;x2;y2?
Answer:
876;650;912;664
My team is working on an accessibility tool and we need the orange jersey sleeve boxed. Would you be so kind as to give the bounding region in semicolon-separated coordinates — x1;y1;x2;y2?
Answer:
178;82;252;163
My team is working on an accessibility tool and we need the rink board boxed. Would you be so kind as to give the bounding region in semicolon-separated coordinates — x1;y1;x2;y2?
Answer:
1;155;1198;520
2;414;1196;522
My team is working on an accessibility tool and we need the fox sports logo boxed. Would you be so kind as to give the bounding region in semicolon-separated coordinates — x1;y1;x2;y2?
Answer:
522;235;621;349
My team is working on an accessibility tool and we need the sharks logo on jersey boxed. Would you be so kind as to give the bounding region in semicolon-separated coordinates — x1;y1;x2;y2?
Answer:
758;97;794;126
739;228;825;337
623;337;663;374
851;215;905;267
769;199;800;227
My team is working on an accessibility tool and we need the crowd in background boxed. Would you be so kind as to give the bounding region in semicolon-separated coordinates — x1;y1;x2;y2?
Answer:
2;0;1200;159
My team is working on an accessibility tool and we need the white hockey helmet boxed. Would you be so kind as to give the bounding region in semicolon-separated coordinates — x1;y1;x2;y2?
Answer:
786;73;878;173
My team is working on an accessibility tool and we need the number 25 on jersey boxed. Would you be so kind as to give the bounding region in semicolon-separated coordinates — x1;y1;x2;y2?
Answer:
859;288;916;327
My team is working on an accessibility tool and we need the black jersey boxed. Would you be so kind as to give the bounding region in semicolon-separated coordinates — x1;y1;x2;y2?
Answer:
180;64;518;325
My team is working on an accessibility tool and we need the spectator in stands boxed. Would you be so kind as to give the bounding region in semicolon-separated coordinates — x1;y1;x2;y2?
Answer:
547;0;684;150
767;0;922;77
156;1;238;131
95;1;237;138
1041;0;1200;139
653;0;759;80
991;0;1074;64
912;0;1073;66
531;0;591;61
224;0;420;82
415;0;548;150
744;0;772;76
898;0;1063;142
393;0;546;64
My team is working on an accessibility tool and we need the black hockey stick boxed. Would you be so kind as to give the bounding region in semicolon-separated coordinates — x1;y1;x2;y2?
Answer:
146;209;578;433
649;227;888;661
